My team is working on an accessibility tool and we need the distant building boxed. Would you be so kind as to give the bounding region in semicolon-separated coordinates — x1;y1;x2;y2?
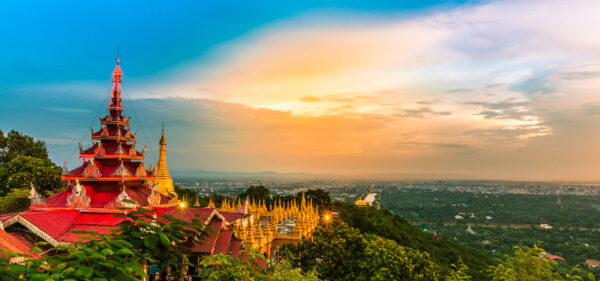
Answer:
586;259;600;268
540;223;553;229
466;225;476;234
355;199;368;207
455;215;464;220
544;254;565;261
364;193;377;205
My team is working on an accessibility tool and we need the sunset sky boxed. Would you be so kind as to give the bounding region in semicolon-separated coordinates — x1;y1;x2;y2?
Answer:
2;0;600;181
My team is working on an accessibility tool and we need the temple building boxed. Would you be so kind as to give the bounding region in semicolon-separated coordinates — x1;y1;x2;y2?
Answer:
156;122;176;197
0;58;321;278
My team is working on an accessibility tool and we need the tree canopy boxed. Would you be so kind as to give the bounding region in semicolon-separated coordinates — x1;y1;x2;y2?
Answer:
0;129;49;164
238;185;270;202
283;222;439;281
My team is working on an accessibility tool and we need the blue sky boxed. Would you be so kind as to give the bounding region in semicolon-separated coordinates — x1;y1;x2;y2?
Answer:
3;0;600;180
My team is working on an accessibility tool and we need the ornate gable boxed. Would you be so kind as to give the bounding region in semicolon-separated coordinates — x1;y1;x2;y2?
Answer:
83;159;102;178
113;161;131;177
66;180;91;208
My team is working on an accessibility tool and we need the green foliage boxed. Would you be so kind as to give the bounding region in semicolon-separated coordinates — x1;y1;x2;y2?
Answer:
284;221;438;281
445;260;472;281
0;156;64;197
198;252;257;280
0;188;31;213
302;189;331;209
334;202;491;280
0;129;49;164
0;232;145;281
238;185;270;202
0;130;63;212
114;206;211;279
382;189;600;229
198;251;318;281
488;245;572;281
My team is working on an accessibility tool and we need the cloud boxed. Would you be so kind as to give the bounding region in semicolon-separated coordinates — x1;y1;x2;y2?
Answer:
446;88;471;93
46;107;91;114
15;0;600;180
299;95;321;103
395;107;452;119
465;100;532;120
395;141;478;155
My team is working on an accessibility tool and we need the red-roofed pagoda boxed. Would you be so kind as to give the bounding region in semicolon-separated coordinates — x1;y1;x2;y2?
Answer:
0;58;321;279
0;58;250;273
54;57;172;209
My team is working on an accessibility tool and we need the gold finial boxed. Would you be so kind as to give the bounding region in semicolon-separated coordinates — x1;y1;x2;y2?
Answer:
208;196;215;208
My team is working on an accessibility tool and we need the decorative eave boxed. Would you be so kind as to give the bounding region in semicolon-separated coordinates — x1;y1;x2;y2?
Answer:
62;175;157;182
79;142;144;160
2;215;60;246
91;127;136;142
100;115;130;126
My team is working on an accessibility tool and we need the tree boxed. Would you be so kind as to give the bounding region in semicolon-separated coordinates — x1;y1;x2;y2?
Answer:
302;189;331;209
284;221;439;281
0;156;64;197
362;234;439;281
197;252;318;281
114;206;212;280
0;129;49;164
445;259;472;281
0;188;31;213
238;186;270;202
0;231;145;281
487;244;589;281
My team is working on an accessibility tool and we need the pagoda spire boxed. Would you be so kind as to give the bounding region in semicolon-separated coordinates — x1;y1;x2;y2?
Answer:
109;57;123;111
156;121;175;197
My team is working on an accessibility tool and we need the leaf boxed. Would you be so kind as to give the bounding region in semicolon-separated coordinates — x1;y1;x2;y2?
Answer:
100;248;114;256
158;233;170;247
143;235;158;249
116;248;134;256
76;266;93;278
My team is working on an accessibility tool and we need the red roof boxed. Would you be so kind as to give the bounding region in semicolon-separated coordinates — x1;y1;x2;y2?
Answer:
190;218;223;253
0;229;32;256
220;211;245;223
154;207;214;223
228;238;242;258
546;254;565;261
44;185;169;208
58;213;129;242
213;229;233;255
18;209;81;239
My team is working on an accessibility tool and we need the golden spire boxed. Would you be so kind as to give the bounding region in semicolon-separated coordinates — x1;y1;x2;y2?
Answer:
194;195;200;207
156;121;176;197
208;196;215;208
301;191;306;210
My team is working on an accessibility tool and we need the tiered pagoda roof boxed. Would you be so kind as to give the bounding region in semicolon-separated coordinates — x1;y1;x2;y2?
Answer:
47;58;170;209
0;58;249;265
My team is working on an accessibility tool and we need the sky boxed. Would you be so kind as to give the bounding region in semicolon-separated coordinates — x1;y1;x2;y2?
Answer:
2;0;600;181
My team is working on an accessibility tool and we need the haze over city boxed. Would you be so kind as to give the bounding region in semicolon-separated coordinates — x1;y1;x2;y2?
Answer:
2;0;600;181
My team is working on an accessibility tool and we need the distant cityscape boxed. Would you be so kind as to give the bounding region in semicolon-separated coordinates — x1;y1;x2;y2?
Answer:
175;177;600;202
